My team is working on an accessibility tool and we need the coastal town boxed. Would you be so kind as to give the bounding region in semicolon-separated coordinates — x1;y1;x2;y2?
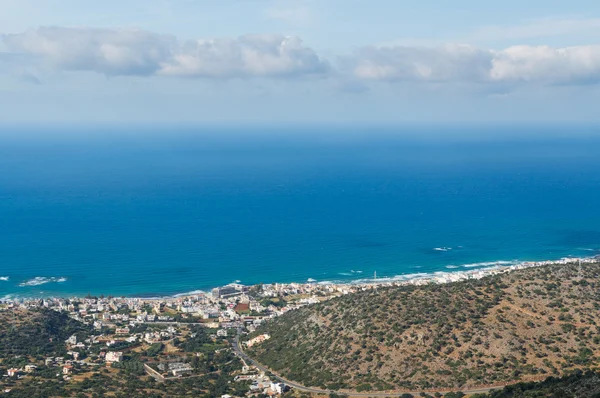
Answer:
1;256;598;397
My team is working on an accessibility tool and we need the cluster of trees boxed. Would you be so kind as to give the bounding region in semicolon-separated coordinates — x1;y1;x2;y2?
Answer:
0;309;91;359
260;297;287;308
473;370;600;397
112;358;146;376
145;342;164;357
174;326;212;353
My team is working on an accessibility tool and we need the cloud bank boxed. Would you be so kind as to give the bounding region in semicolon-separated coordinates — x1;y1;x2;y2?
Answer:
3;27;174;76
349;44;600;84
1;27;329;78
161;35;329;78
2;27;600;86
350;45;493;82
491;45;600;83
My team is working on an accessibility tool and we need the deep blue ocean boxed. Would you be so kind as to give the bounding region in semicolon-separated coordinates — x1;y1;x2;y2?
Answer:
1;126;600;298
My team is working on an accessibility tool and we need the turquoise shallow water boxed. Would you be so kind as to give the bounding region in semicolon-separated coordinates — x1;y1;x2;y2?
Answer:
1;126;600;298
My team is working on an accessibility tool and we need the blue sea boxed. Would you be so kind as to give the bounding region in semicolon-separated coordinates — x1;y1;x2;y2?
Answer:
1;125;600;298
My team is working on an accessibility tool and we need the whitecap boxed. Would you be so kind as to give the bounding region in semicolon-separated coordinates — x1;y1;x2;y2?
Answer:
19;277;67;287
307;278;317;283
446;265;459;269
350;272;431;284
0;277;8;281
434;247;452;252
338;272;352;276
462;260;517;268
395;272;430;280
173;290;206;298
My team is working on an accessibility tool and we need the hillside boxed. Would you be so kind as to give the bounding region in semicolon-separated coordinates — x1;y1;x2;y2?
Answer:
473;370;600;397
0;308;90;359
247;261;600;392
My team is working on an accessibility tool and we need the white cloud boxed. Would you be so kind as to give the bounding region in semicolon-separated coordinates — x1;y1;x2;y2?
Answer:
1;27;329;79
2;27;175;76
491;45;600;83
161;35;329;78
348;44;600;85
350;45;492;82
3;26;600;87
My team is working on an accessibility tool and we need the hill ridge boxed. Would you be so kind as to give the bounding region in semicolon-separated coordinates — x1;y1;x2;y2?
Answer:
246;262;600;392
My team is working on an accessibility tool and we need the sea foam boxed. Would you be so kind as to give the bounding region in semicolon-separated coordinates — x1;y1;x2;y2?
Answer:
0;277;8;281
462;260;518;268
173;290;206;298
19;277;67;287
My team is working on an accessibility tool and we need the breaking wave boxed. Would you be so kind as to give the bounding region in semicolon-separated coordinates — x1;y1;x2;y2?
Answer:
462;260;519;268
173;290;206;298
340;270;364;276
19;277;67;287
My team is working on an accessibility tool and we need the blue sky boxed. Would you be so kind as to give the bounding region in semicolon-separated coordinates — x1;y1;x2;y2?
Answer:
1;0;600;124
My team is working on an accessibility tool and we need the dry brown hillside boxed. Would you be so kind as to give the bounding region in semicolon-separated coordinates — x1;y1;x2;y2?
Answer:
247;261;600;393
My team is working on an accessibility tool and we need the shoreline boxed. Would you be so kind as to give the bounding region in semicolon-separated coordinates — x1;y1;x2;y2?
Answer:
2;255;598;302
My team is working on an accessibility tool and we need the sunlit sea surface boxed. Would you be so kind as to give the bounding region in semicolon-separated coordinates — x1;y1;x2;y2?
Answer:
1;126;600;297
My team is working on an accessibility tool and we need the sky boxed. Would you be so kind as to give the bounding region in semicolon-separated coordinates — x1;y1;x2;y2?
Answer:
1;0;600;125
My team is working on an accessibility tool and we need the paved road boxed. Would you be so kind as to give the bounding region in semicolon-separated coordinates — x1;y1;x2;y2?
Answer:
232;329;507;397
232;330;330;395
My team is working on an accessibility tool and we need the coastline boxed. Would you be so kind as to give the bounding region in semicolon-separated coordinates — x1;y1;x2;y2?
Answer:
2;254;598;302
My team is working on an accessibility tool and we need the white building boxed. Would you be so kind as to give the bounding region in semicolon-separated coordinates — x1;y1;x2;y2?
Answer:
65;335;77;345
270;382;285;394
169;363;193;377
24;365;37;373
105;351;123;363
245;334;270;348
